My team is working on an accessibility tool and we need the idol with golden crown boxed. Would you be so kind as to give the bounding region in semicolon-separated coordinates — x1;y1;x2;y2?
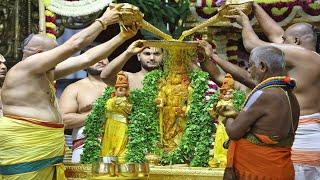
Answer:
208;74;238;168
156;65;192;152
101;71;132;163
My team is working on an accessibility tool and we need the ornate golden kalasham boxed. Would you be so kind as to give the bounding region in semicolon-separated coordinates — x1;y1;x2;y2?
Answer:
109;3;174;40
178;0;253;41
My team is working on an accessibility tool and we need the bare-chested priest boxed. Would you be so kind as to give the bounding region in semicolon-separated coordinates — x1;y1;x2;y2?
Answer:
0;54;7;117
59;57;108;163
101;40;163;90
0;5;137;179
201;3;320;178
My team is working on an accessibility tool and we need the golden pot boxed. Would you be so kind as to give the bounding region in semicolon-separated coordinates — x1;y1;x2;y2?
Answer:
117;163;139;177
137;163;150;177
109;3;144;25
92;161;116;177
145;154;160;166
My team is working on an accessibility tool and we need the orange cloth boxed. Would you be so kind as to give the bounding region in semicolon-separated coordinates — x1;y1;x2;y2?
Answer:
227;139;294;180
291;116;320;166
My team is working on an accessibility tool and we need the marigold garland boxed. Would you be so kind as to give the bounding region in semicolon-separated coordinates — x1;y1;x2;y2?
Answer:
45;10;57;39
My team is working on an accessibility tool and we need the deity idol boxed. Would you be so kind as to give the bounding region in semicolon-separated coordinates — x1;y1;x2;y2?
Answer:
156;66;192;151
209;74;238;168
101;71;132;163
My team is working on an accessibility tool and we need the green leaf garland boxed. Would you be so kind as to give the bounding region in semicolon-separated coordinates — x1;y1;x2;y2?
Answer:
125;70;164;163
81;87;114;164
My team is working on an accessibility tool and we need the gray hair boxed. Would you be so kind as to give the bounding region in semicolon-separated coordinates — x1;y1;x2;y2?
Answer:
250;46;285;75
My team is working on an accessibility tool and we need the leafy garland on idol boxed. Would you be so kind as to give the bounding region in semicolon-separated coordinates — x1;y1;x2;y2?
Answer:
81;47;246;167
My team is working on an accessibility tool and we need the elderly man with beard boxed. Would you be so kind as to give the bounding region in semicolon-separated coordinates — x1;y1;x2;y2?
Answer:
59;44;109;162
101;40;163;90
0;54;7;117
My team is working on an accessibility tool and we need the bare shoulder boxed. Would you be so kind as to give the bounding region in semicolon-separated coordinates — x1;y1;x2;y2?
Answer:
260;88;287;104
62;79;85;94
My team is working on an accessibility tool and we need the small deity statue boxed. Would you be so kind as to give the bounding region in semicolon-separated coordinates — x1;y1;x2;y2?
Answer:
101;71;132;163
156;66;192;151
209;74;238;168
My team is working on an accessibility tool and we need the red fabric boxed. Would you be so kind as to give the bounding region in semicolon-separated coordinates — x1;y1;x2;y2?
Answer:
72;138;84;150
227;139;294;180
5;115;64;128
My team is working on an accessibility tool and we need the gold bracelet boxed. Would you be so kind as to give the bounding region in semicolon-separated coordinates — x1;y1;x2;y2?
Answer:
95;19;106;30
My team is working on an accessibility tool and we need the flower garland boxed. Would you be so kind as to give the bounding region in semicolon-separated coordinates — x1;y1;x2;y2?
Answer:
45;10;57;39
42;0;112;17
193;1;320;23
125;70;164;163
244;76;295;104
81;87;114;164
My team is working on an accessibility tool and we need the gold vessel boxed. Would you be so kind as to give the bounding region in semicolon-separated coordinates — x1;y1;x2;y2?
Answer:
145;153;161;166
117;163;139;177
137;163;150;177
109;3;173;40
92;162;116;177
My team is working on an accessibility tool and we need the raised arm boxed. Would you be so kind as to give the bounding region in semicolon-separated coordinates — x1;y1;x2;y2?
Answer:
100;40;145;86
54;24;138;79
16;5;125;75
59;83;88;129
253;2;284;43
198;40;256;89
197;40;224;85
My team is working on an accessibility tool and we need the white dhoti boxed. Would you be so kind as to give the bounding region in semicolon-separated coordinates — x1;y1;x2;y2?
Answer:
71;127;84;163
292;113;320;180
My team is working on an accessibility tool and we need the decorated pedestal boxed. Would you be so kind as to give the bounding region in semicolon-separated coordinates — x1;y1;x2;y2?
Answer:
64;163;224;180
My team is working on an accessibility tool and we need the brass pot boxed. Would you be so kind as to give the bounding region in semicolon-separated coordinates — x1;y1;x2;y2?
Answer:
92;159;116;177
145;154;160;166
137;163;150;177
117;163;139;177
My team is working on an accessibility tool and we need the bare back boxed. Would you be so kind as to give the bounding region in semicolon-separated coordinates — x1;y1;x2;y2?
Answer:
2;67;61;123
278;46;320;116
286;54;320;116
252;89;300;138
227;88;300;141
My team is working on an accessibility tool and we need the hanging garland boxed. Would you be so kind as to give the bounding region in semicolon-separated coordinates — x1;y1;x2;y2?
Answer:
81;87;114;164
45;10;57;39
42;0;112;17
125;70;164;163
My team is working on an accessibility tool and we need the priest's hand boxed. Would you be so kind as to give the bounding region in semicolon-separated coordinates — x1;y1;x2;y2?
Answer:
126;40;145;55
119;23;139;40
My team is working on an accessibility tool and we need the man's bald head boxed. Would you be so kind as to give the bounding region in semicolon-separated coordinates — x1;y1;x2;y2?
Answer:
284;23;317;50
22;34;58;60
